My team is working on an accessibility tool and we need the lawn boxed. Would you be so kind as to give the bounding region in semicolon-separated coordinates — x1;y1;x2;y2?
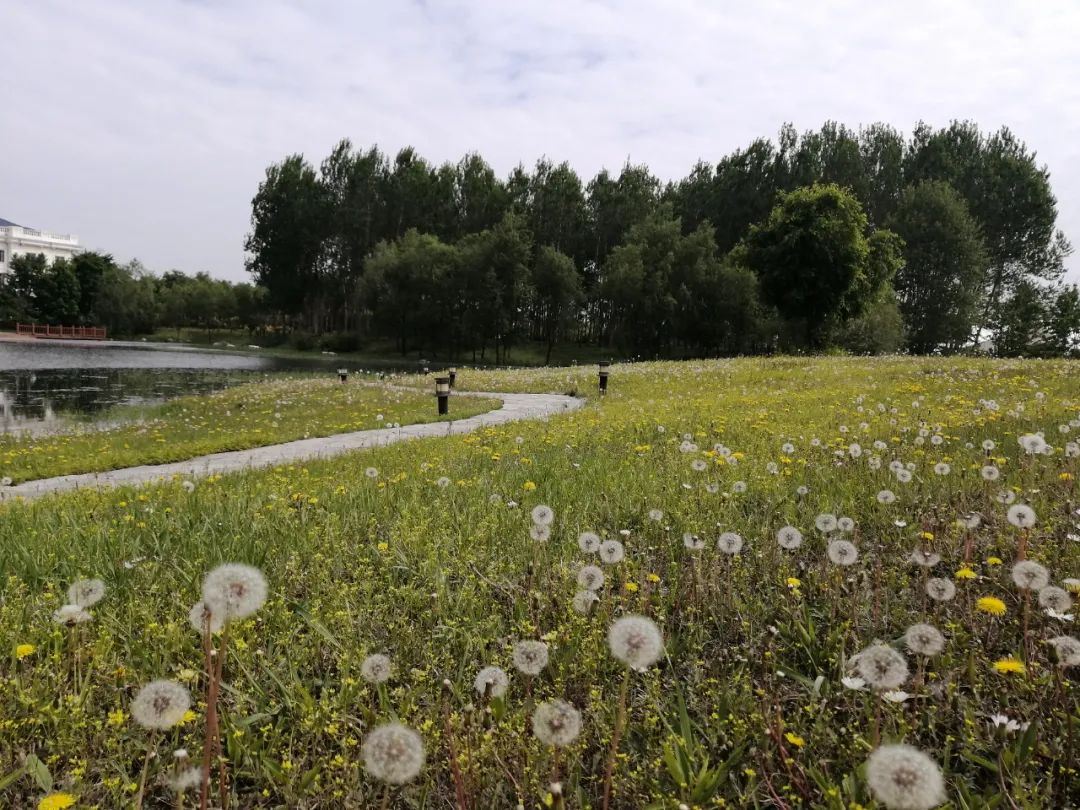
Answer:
2;357;1079;809
0;376;497;483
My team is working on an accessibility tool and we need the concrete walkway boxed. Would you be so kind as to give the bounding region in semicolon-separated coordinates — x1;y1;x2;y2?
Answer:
0;391;583;503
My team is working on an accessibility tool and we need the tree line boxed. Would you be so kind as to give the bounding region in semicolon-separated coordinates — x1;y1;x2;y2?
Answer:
245;120;1078;359
0;252;267;340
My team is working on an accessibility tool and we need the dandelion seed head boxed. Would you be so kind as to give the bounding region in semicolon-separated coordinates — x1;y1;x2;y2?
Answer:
361;654;392;684
1048;635;1080;667
648;509;663;522
67;578;106;608
362;723;425;784
877;489;897;504
837;516;855;533
904;623;945;657
854;643;909;691
512;640;549;676
683;532;704;550
530;524;552;542
776;526;803;550
717;532;744;555
909;550;941;568
865;744;945;810
577;531;601;554
1007;504;1037;528
1038;586;1072;612
532;699;581;747
167;767;202;793
1011;560;1050;590
827;539;859;566
188;600;224;635
52;604;92;625
572;590;599;614
599;539;625;564
531;505;555;526
202;563;267;621
577;565;605;591
608;615;663;671
131;680;192;730
815;513;838;533
474;666;509;698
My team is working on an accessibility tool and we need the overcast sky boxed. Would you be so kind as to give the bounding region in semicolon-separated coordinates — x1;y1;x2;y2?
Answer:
4;0;1079;283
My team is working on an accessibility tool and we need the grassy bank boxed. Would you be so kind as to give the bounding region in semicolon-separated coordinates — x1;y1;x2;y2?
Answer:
0;376;496;483
2;357;1080;808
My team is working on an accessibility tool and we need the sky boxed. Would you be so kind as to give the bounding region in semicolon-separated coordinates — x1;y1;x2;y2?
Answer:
3;0;1080;284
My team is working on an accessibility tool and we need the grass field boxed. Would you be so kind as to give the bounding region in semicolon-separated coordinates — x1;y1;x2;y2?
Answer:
2;357;1080;809
0;376;496;483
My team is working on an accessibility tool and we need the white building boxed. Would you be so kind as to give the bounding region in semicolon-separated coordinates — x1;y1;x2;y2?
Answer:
0;217;81;274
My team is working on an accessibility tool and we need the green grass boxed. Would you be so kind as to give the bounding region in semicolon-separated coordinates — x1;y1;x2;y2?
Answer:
0;376;496;483
2;357;1080;808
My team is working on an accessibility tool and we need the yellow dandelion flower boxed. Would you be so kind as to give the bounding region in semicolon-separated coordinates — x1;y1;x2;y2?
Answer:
986;557;1003;566
784;732;806;748
523;481;537;492
38;794;77;810
624;582;639;593
920;531;934;541
786;577;801;589
16;643;35;659
646;573;661;583
1060;472;1074;481
977;596;1007;616
992;658;1025;674
954;568;977;580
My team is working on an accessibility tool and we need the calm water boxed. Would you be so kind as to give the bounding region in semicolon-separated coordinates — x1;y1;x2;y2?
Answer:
0;339;348;430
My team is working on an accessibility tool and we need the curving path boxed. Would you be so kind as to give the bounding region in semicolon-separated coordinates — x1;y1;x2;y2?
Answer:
0;391;583;503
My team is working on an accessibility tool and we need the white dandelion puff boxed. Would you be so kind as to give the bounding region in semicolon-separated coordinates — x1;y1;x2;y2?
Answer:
188;600;224;635
572;590;599;615
865;744;945;810
925;578;956;602
531;504;555;527
530;524;552;542
365;467;379;479
599;540;625;564
167;767;202;793
648;509;664;522
933;462;950;476
827;540;859;566
877;490;897;505
904;624;945;657
837;517;855;533
683;532;704;550
981;465;1000;481
1007;504;1037;529
473;666;509;698
577;565;605;591
732;480;747;493
202;563;267;621
53;604;92;625
815;514;838;533
717;532;744;555
1048;635;1080;667
577;531;601;554
67;578;106;608
854;643;909;691
608;615;663;671
532;700;581;747
1038;586;1072;612
131;680;192;730
361;654;393;684
1011;560;1050;591
776;526;803;550
362;723;425;784
512;641;549;676
908;550;940;568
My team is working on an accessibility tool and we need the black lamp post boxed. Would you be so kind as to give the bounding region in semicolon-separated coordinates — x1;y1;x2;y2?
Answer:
435;376;450;415
337;368;348;383
448;367;457;388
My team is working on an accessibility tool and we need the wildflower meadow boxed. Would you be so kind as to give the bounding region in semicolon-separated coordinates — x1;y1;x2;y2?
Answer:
2;356;1080;809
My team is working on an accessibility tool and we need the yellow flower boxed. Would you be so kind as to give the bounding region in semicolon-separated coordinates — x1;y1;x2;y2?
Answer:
38;794;77;810
784;732;806;748
977;596;1007;616
16;643;35;659
624;582;639;593
992;658;1025;675
522;481;537;492
107;708;127;727
785;577;801;589
1060;472;1074;481
986;557;1003;566
646;573;660;583
954;568;977;580
920;531;934;541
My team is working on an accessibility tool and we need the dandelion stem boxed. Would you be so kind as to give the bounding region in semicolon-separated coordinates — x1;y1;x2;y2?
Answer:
601;669;631;810
135;732;157;810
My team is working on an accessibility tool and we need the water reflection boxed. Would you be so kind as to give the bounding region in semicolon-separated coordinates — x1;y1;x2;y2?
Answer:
0;339;346;430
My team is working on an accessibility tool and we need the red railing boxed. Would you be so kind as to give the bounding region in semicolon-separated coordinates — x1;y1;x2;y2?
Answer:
16;323;108;340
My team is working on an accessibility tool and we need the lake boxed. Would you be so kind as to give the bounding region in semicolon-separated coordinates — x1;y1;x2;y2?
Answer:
0;338;356;431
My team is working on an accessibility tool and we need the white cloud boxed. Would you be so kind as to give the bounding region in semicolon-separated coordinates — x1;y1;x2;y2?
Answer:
2;0;1078;281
